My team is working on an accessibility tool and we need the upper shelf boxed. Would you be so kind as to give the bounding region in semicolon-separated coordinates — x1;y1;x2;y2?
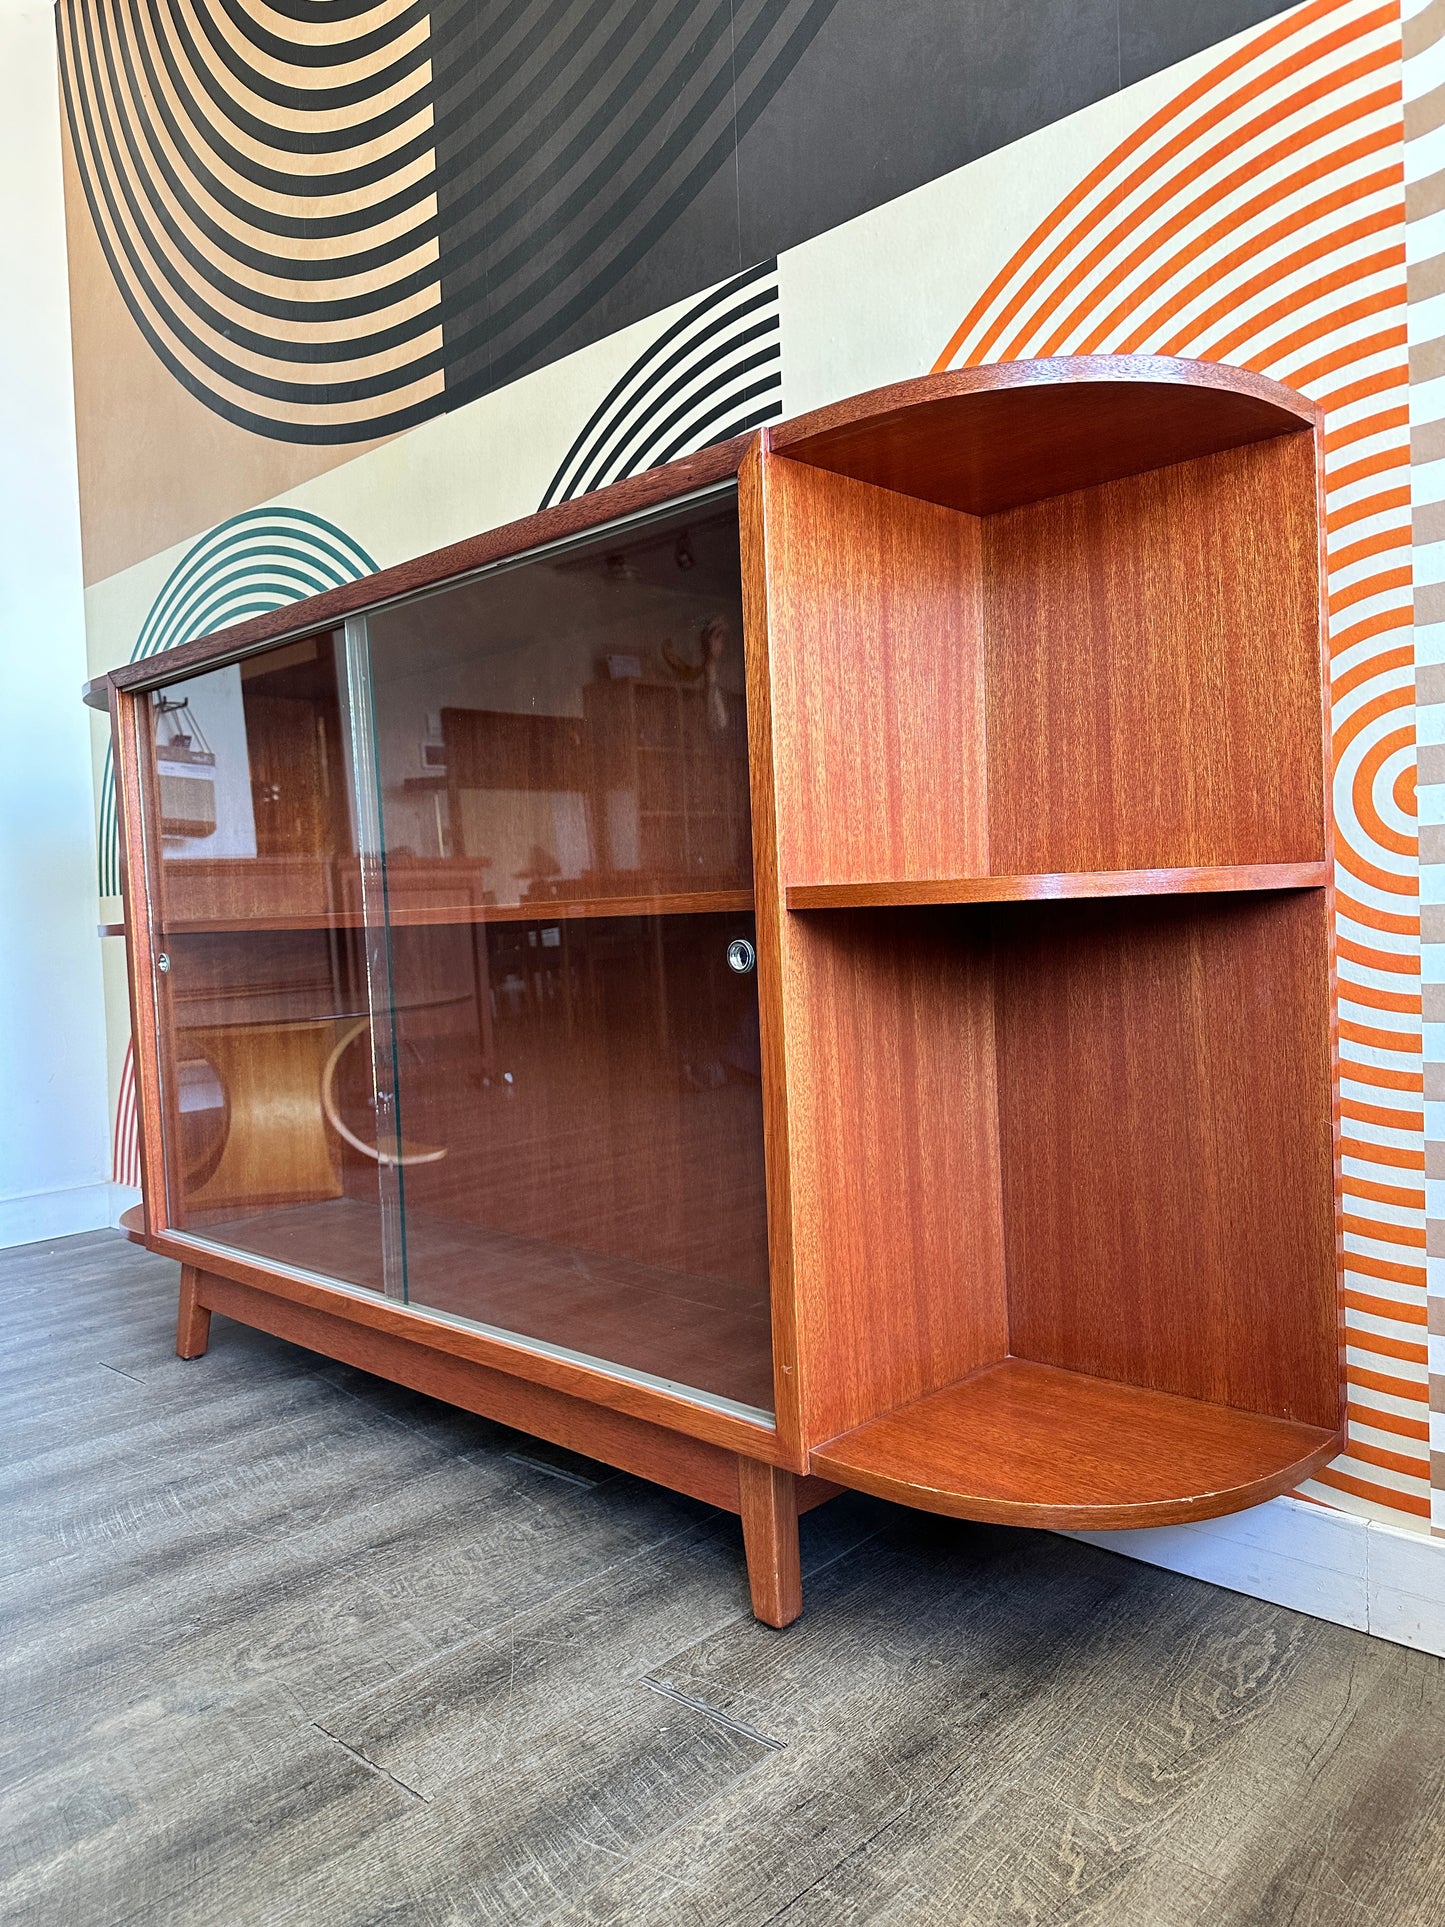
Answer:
142;883;754;936
786;862;1329;911
810;1357;1342;1531
771;355;1317;516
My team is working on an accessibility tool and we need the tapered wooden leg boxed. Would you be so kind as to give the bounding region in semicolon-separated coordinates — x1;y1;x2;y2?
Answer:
738;1457;802;1628
176;1264;212;1359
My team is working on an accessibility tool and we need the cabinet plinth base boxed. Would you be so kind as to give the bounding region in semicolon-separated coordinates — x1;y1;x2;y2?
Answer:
810;1358;1343;1531
169;1261;838;1626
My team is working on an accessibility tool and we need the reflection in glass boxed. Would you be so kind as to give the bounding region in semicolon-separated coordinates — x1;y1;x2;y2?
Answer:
366;496;753;915
135;497;774;1417
141;634;390;1292
366;494;774;1412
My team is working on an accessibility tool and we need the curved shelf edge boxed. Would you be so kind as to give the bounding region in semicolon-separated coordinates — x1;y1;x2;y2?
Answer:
785;862;1329;912
118;1203;148;1245
808;1357;1344;1533
770;355;1318;518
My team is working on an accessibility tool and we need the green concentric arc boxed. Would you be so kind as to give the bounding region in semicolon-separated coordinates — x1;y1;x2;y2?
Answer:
96;507;377;898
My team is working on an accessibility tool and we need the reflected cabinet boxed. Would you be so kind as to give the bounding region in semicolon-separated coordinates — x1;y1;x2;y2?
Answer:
93;359;1346;1628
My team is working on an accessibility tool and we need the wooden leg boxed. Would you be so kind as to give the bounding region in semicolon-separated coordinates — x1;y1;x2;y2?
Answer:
737;1457;802;1628
176;1264;212;1360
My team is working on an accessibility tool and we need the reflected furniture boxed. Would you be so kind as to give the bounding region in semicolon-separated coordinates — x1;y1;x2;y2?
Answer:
88;357;1344;1628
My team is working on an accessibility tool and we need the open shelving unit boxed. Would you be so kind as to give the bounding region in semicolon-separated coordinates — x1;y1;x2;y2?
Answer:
92;355;1343;1629
742;359;1340;1539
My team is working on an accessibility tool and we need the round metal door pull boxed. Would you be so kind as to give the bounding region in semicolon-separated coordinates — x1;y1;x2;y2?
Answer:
726;938;756;974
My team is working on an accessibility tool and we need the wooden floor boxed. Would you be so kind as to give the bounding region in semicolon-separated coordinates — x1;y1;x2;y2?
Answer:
6;1235;1445;1927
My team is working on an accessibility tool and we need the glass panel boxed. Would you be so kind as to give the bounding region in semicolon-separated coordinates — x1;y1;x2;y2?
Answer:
139;632;393;1292
365;493;774;1414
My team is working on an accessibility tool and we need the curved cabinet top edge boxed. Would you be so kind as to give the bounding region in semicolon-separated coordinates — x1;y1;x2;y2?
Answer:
84;356;1318;710
770;354;1319;520
774;353;1319;444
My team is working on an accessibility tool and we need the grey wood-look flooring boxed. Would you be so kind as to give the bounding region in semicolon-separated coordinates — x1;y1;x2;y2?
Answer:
5;1233;1445;1927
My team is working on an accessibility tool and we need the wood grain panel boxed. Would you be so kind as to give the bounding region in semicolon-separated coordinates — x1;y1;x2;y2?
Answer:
760;455;987;887
783;909;1008;1445
810;1357;1342;1530
113;687;174;1236
984;434;1323;876
772;357;1316;516
994;892;1340;1429
739;439;804;1459
786;862;1329;909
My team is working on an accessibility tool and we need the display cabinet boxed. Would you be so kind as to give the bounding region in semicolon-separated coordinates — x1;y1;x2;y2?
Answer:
89;357;1344;1627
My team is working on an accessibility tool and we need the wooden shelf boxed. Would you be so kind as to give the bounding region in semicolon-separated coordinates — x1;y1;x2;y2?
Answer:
390;889;755;926
772;357;1316;517
183;1197;776;1415
132;888;755;937
785;862;1328;912
810;1358;1342;1531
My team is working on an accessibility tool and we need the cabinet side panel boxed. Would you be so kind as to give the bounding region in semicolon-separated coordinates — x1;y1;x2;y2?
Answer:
786;910;1009;1444
762;455;987;886
984;431;1323;875
741;442;806;1463
111;689;172;1229
997;892;1339;1430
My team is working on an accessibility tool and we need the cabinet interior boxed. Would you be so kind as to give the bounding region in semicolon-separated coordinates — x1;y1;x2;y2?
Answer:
753;401;1338;1492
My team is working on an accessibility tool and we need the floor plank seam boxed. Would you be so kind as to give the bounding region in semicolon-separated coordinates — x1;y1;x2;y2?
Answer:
309;1720;433;1803
757;1802;917;1927
97;1361;145;1384
639;1678;786;1752
503;1450;602;1489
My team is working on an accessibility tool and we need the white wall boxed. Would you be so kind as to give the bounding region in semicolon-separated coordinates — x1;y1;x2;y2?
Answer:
0;0;112;1243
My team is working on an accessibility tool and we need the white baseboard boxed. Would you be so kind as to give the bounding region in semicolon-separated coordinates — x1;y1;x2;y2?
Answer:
0;1180;113;1249
1066;1496;1445;1657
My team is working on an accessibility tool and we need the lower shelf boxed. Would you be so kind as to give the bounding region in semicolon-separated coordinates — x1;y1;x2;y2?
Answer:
175;1196;776;1416
809;1358;1342;1530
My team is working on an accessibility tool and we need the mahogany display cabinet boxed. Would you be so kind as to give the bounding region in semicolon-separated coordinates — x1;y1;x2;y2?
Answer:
87;356;1345;1628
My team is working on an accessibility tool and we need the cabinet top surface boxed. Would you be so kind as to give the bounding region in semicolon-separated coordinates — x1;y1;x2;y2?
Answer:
83;355;1317;711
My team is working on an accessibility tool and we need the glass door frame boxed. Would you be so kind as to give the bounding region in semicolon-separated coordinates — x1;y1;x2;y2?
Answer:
114;478;781;1437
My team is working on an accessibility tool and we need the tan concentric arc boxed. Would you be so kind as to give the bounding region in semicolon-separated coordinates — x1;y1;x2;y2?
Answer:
57;0;445;443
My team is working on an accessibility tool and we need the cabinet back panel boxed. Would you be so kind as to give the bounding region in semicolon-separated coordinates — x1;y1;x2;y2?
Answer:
994;892;1339;1429
984;432;1323;877
761;456;988;886
785;910;1008;1444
